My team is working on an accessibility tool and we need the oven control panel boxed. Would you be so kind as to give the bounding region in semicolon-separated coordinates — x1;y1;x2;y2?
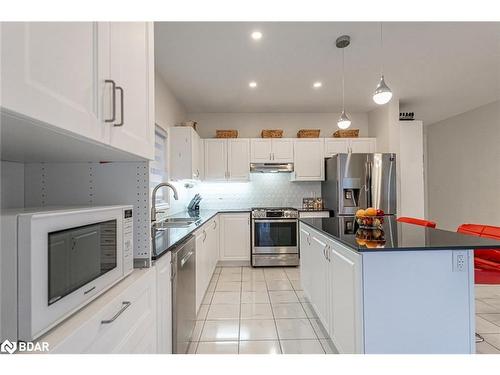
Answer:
252;208;298;219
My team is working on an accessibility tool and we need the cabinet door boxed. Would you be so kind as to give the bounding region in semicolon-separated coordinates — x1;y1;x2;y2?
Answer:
195;230;207;313
330;243;363;354
310;234;330;331
272;139;294;162
1;22;108;143
325;139;349;157
227;139;250;181
299;225;313;298
250;139;272;162
219;213;250;261
204;139;227;181
108;22;154;160
349;138;376;153
156;253;172;354
293;139;325;181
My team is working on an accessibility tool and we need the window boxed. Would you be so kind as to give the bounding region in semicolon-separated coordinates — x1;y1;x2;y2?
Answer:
150;125;169;207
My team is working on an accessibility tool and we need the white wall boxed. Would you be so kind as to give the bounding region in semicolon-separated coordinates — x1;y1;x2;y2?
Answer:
155;71;187;130
1;161;24;209
426;100;500;230
187;112;369;138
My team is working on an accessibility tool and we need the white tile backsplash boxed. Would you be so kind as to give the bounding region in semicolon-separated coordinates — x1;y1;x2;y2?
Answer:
192;174;321;210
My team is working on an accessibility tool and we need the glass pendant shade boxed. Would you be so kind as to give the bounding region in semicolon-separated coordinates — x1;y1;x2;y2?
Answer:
373;76;393;105
337;110;351;129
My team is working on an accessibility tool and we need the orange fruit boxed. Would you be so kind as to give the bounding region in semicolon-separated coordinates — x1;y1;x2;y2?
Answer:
365;207;377;216
355;209;366;217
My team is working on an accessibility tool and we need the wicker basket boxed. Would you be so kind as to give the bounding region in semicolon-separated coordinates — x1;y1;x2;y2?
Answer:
333;129;359;138
216;129;238;138
261;129;283;138
175;121;197;131
297;129;320;138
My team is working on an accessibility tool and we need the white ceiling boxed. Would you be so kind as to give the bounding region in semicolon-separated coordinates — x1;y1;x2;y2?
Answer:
155;22;500;124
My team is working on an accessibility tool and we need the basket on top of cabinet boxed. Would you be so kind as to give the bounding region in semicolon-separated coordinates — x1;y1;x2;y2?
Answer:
261;129;283;138
216;130;238;138
297;129;320;138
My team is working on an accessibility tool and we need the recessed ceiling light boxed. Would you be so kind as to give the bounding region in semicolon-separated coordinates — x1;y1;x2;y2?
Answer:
251;31;263;40
249;81;258;88
313;82;323;88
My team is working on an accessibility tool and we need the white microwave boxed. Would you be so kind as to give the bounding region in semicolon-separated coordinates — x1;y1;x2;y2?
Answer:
0;205;134;342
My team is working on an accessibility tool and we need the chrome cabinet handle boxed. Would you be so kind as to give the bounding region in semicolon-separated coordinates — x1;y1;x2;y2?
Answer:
114;86;124;127
213;221;217;230
101;301;131;324
203;230;207;242
307;233;311;245
104;79;116;123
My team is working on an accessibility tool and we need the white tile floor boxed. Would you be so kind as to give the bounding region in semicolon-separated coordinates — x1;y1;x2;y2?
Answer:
475;285;500;354
191;267;500;354
191;266;338;354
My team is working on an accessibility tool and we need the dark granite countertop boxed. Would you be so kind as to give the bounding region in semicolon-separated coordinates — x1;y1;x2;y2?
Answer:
300;216;500;253
152;209;251;260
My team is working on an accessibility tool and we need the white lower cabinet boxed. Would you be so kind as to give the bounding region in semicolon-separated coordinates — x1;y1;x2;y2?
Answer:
299;222;363;354
155;252;172;354
219;213;251;261
195;216;220;312
42;269;157;354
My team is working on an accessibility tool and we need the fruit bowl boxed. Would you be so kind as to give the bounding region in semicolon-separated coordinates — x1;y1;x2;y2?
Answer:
355;215;385;229
355;207;385;229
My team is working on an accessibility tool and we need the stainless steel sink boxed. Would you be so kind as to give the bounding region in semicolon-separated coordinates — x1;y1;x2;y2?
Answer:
153;217;199;229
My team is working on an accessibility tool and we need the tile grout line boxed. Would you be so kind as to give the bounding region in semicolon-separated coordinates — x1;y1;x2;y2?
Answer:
195;268;221;353
238;267;243;354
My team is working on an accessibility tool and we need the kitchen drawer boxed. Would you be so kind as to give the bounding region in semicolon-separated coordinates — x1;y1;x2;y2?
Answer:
40;268;157;354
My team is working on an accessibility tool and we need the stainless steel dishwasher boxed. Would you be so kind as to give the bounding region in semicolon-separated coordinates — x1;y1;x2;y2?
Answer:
171;235;196;354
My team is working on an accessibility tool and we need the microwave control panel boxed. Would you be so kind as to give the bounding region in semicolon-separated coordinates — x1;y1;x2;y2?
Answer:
123;209;134;272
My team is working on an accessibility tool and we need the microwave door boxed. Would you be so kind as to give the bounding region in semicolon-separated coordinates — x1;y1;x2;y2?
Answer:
70;225;102;289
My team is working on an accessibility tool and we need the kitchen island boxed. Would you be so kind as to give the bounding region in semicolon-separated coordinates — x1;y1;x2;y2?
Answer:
299;216;500;354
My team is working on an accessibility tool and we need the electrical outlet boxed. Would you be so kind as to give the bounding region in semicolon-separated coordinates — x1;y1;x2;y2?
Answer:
453;251;467;272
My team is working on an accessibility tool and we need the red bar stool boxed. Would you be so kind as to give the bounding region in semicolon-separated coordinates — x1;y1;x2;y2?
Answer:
397;217;437;228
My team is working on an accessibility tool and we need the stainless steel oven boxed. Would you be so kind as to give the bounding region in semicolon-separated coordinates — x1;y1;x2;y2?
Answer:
251;208;299;267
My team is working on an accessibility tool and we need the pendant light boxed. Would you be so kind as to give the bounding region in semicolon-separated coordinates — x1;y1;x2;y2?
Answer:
336;35;351;129
373;23;393;105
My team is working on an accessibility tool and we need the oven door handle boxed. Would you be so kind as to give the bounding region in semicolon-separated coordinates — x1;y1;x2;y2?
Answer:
253;219;297;223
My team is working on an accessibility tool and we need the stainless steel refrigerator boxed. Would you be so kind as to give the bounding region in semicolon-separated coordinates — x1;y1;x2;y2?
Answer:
322;153;397;216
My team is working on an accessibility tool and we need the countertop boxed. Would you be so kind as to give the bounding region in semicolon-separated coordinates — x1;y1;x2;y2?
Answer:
152;209;251;260
300;216;500;253
151;207;332;260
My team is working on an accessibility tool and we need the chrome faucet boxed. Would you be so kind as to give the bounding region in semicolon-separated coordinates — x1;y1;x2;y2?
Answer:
151;182;179;222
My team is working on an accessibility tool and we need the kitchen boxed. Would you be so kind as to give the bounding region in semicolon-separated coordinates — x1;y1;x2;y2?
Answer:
1;17;500;362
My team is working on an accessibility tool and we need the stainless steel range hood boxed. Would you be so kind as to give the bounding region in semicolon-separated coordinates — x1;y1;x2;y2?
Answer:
250;163;294;173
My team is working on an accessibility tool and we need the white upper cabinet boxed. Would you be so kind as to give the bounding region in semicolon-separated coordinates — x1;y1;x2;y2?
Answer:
250;139;273;162
292;138;325;181
204;139;227;181
205;139;250;181
271;139;294;162
325;139;349;156
349;138;376;153
108;22;155;160
1;22;108;142
250;138;294;163
227;139;250;181
325;138;377;157
169;127;202;180
1;22;155;161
